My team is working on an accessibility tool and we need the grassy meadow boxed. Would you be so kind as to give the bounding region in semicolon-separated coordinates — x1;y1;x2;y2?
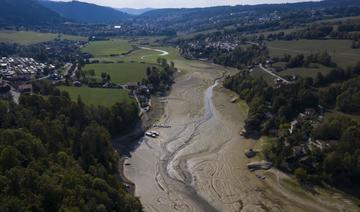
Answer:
0;30;86;44
83;62;155;84
58;86;132;107
277;64;332;79
82;39;134;57
266;39;360;68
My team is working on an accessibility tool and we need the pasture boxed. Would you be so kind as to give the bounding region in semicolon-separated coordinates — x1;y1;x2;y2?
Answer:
266;39;360;68
82;39;134;57
83;62;156;84
58;86;132;107
0;30;86;44
278;66;332;79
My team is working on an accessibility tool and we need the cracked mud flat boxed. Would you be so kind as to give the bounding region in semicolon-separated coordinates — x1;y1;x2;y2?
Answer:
124;59;359;212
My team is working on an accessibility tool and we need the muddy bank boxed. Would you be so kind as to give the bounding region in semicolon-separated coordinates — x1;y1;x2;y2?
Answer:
123;58;358;212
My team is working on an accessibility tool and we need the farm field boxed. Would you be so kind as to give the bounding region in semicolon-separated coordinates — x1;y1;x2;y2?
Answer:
250;27;305;37
139;46;182;62
83;62;155;84
92;49;157;63
92;46;182;64
127;36;166;45
266;39;360;68
82;39;134;57
278;65;332;79
0;30;86;44
58;86;132;107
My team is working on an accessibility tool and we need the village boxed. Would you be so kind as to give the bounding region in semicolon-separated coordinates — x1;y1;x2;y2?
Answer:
0;56;57;101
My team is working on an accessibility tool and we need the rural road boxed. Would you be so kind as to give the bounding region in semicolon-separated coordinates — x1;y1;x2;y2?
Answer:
259;63;291;83
123;51;358;212
139;47;169;60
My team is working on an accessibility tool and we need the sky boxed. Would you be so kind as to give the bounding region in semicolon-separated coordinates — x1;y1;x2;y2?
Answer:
52;0;319;9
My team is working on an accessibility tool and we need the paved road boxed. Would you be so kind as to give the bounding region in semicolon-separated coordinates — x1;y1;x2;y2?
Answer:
259;63;291;84
139;47;169;60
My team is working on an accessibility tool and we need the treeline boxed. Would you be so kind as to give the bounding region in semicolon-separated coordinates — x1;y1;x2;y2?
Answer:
273;52;336;68
320;76;360;113
265;24;360;41
224;63;360;188
142;57;176;93
224;61;360;132
265;115;360;186
0;82;142;211
224;73;318;133
212;46;268;68
313;61;360;87
181;45;268;69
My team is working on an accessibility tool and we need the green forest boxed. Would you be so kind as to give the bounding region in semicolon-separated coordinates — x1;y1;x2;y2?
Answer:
224;60;360;188
0;85;142;211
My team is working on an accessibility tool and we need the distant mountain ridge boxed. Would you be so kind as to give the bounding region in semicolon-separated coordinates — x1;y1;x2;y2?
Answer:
1;0;359;27
0;0;65;26
118;8;154;15
39;0;130;24
140;0;360;17
136;0;360;32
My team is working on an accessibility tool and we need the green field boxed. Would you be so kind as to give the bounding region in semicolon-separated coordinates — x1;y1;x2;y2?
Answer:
58;86;132;107
82;39;134;57
277;64;332;79
141;47;182;62
0;30;86;45
91;46;182;64
84;62;155;84
267;40;360;68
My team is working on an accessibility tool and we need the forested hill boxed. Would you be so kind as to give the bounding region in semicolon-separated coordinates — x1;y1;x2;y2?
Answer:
39;0;131;24
141;0;360;18
138;0;360;32
0;0;65;26
0;82;142;211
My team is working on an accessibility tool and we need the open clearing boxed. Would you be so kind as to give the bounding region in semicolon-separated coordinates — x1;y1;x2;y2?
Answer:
278;65;332;79
0;30;86;44
267;39;360;68
58;86;131;107
83;62;157;84
82;39;134;57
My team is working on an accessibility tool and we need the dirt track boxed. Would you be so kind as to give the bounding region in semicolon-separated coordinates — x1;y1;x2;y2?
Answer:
124;58;359;212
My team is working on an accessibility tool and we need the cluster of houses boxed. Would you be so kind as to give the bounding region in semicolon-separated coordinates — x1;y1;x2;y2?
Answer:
0;57;55;99
186;36;243;55
129;83;152;112
0;57;54;81
284;107;331;171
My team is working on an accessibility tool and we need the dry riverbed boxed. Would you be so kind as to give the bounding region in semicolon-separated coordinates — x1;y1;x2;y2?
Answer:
124;58;358;212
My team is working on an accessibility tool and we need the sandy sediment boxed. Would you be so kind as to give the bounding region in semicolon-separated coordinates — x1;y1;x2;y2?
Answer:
124;59;359;212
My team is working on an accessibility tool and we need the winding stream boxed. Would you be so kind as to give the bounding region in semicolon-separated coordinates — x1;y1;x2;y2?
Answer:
156;80;220;212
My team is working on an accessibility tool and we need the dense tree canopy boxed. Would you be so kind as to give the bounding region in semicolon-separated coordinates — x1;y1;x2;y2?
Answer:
0;85;142;211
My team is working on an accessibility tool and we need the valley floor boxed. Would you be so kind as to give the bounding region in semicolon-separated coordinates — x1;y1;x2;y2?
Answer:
123;51;358;212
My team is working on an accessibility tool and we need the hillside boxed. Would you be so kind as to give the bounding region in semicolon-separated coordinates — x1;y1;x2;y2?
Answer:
0;0;65;26
138;0;360;33
40;0;130;24
118;8;154;15
142;0;360;17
